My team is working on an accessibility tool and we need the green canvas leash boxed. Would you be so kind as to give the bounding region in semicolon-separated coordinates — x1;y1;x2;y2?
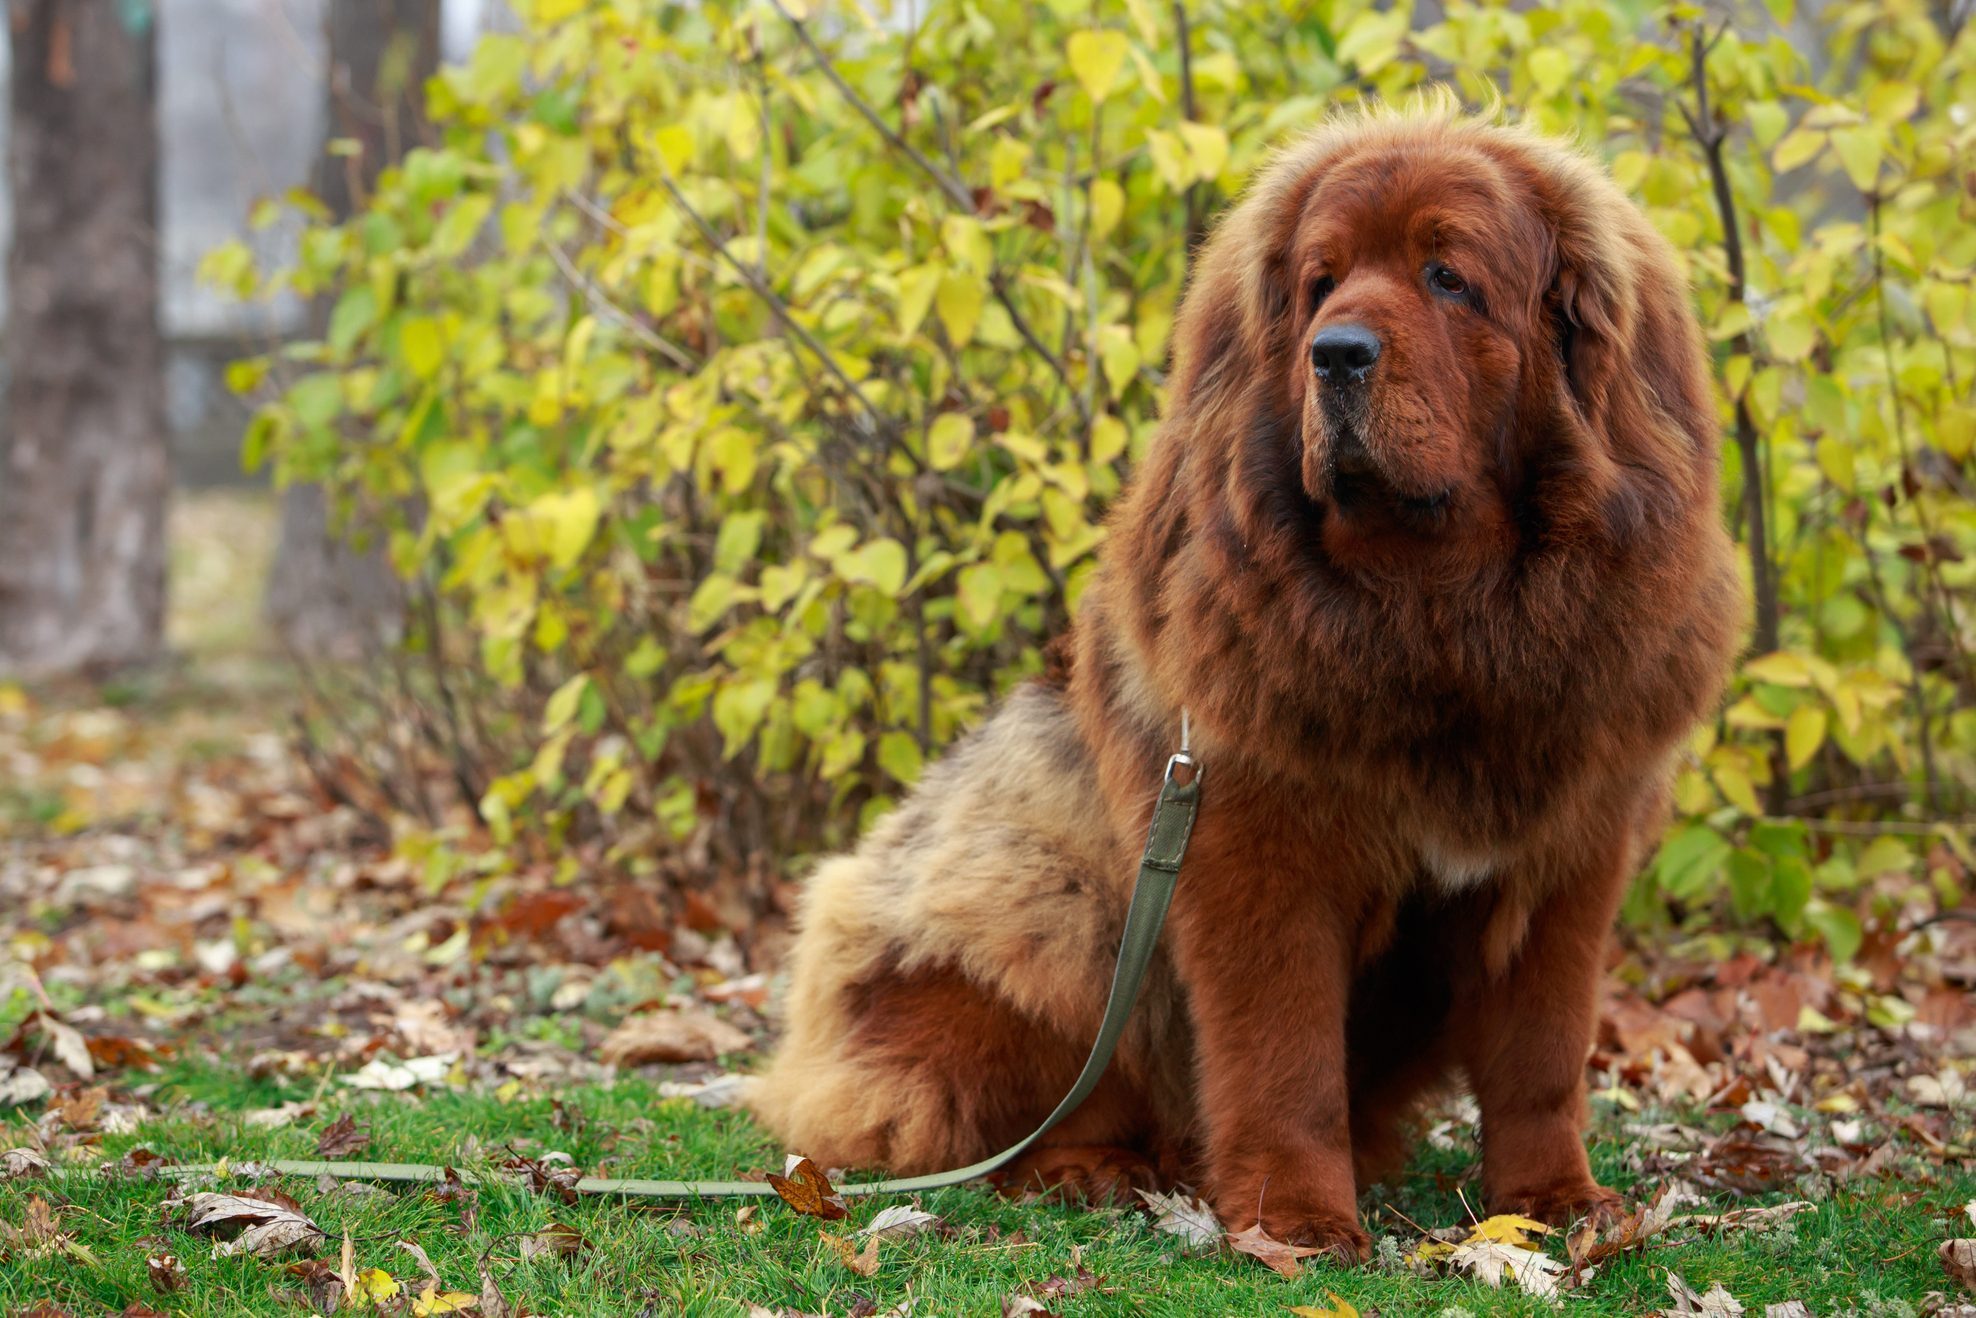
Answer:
157;731;1204;1202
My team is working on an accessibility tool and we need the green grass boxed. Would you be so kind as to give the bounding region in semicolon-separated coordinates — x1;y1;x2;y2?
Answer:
3;1065;1964;1316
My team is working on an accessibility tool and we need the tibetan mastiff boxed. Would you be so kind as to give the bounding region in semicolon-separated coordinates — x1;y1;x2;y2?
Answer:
752;105;1742;1261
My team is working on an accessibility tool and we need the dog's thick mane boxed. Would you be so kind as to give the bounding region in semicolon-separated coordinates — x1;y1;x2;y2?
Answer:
1074;106;1742;843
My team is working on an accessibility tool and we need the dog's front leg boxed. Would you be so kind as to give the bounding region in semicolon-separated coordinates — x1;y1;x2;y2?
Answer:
1458;843;1630;1229
1168;836;1369;1262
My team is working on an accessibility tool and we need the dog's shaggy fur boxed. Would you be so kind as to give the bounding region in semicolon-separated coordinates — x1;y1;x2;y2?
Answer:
751;106;1743;1261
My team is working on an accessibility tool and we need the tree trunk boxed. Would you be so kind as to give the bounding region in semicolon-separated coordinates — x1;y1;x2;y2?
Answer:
0;0;169;679
264;0;440;660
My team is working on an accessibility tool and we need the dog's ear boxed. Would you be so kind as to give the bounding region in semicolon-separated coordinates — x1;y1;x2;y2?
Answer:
1168;160;1315;417
1546;207;1636;440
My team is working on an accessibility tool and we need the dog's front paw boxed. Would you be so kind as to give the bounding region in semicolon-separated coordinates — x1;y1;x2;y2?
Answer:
1494;1180;1624;1230
1224;1208;1370;1265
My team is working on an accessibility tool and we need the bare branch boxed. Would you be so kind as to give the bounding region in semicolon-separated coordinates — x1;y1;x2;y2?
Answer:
652;171;908;459
542;214;697;371
768;0;1089;427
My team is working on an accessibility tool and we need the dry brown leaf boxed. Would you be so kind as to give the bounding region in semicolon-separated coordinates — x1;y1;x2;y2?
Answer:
1762;1303;1813;1317
599;1009;752;1066
520;1222;588;1260
36;1013;93;1079
821;1228;880;1276
1225;1222;1326;1279
1663;1273;1746;1316
1001;1297;1058;1317
0;1147;50;1179
1447;1238;1567;1299
1943;1238;1976;1293
146;1253;185;1295
316;1113;372;1158
180;1190;327;1259
767;1155;849;1221
1136;1187;1221;1248
856;1204;942;1240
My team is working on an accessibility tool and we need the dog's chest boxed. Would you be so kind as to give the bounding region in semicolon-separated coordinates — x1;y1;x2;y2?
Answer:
1414;829;1505;892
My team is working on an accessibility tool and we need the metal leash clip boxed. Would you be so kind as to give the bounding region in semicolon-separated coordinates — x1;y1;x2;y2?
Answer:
1166;706;1201;787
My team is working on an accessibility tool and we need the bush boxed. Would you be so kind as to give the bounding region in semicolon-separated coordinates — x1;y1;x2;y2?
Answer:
206;0;1976;952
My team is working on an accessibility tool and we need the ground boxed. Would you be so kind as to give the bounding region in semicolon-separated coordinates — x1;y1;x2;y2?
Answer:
1;493;1973;1317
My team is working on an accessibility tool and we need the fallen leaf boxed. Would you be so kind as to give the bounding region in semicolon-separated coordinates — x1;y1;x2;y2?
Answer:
767;1155;849;1220
1467;1213;1552;1248
857;1204;942;1241
342;1053;457;1091
36;1013;94;1079
1763;1303;1813;1317
520;1222;587;1260
400;1238;444;1288
657;1072;751;1109
1447;1238;1568;1299
0;1147;50;1179
1663;1273;1746;1316
821;1228;881;1276
476;1251;514;1318
1286;1296;1360;1318
317;1113;372;1158
1226;1222;1326;1279
503;1153;583;1205
413;1285;478;1315
599;1009;752;1066
1944;1238;1976;1292
179;1190;327;1259
147;1253;185;1294
1001;1298;1058;1317
352;1268;401;1303
1136;1187;1221;1248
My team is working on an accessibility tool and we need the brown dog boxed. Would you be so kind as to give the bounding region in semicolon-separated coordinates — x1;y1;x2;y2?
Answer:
751;106;1742;1261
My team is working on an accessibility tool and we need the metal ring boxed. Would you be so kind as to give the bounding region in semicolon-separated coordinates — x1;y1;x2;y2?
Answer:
1164;752;1200;786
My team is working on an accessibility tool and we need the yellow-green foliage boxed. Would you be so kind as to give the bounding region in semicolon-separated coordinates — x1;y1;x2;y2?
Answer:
208;0;1976;953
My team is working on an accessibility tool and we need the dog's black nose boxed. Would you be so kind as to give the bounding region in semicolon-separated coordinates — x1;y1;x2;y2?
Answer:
1310;323;1381;383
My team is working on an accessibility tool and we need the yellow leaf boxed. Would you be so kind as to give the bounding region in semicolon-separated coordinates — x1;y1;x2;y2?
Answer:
1287;1297;1360;1318
1785;705;1827;771
836;538;908;595
1097;325;1141;400
927;413;975;471
1771;128;1825;173
353;1268;400;1302
1176;120;1229;183
1828;124;1883;192
935;270;984;347
652;123;694;173
531;487;601;570
1712;763;1761;816
400;317;444;379
413;1287;477;1316
1090;414;1128;464
543;673;590;735
1121;0;1160;44
1333;8;1407;74
1089;178;1124;239
896;262;942;338
1065;30;1129;104
1466;1214;1551;1249
1743;651;1814;687
1527;47;1570;97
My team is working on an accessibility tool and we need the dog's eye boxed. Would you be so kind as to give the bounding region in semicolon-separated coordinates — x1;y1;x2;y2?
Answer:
1428;264;1468;296
1311;276;1336;311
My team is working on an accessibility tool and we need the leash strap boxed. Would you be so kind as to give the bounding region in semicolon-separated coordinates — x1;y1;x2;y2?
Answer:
163;747;1203;1201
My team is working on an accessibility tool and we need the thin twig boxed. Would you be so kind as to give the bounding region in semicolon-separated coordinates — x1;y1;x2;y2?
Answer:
653;170;904;455
542;216;697;371
768;0;1088;426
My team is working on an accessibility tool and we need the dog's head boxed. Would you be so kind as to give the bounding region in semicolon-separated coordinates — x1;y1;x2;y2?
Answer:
1170;105;1714;570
